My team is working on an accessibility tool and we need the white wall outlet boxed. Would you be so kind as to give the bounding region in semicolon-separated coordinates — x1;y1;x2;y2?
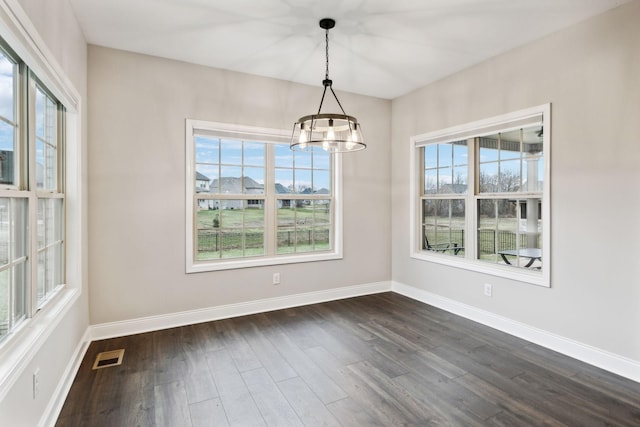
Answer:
484;283;493;297
33;368;40;399
273;273;280;285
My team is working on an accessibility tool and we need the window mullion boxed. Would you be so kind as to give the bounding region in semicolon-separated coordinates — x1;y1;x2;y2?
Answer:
264;144;275;256
26;72;38;315
467;137;476;260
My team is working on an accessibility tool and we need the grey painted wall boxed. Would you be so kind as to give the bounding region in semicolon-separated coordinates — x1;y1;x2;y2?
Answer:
87;46;392;324
0;0;89;426
391;1;640;361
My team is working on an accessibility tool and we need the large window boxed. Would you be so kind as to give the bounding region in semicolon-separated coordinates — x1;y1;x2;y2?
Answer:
411;105;550;287
0;43;65;341
186;120;341;272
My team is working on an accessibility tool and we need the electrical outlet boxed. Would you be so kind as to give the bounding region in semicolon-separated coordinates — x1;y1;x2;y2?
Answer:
273;273;280;285
33;368;40;399
484;284;493;297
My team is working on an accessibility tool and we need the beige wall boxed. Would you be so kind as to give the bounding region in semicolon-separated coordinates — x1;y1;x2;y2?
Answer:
87;46;392;324
0;0;88;426
392;1;640;361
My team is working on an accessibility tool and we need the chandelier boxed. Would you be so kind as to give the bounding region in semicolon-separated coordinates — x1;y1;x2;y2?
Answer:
290;18;366;153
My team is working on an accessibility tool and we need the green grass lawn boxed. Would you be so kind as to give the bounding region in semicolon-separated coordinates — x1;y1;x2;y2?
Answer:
196;205;331;260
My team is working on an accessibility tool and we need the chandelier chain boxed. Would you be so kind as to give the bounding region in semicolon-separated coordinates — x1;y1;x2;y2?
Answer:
325;28;330;80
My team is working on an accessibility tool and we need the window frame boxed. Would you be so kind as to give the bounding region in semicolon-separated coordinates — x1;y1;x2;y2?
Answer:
186;119;343;273
0;44;67;342
410;104;551;287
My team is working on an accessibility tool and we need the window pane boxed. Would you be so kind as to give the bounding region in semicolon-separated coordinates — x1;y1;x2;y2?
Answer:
243;167;264;194
424;142;467;195
196;165;217;193
294;169;312;194
524;152;544;192
0;268;8;338
438;143;452;167
479;162;499;193
0;198;8;266
196;200;265;260
275;168;293;194
312;170;330;193
499;130;521;160
277;200;332;254
437;167;452;193
220;139;242;165
477;198;542;270
35;87;58;190
499;160;521;192
274;144;293;168
0;51;15;122
421;198;464;256
294;150;312;169
12;261;27;324
453;166;467;192
424;169;437;195
195;136;219;164
243;142;264;167
312;149;330;170
424;145;437;169
36;198;64;305
479;127;543;195
0;51;17;188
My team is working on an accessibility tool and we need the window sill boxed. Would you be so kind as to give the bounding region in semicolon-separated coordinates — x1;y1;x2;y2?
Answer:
410;250;549;287
0;286;80;401
187;251;343;273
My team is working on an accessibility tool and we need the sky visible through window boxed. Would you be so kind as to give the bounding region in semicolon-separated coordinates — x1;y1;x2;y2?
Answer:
195;136;331;194
0;51;15;154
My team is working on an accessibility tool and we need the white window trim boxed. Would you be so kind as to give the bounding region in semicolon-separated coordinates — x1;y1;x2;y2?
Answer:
409;104;551;287
0;0;83;400
185;119;343;273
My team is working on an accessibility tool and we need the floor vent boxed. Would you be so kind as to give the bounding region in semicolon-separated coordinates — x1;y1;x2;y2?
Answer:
92;349;125;370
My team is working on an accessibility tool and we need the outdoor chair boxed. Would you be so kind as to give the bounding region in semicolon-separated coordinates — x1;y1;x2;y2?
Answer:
424;235;464;255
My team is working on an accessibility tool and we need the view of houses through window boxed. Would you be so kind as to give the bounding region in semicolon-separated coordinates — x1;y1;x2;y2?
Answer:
189;124;334;265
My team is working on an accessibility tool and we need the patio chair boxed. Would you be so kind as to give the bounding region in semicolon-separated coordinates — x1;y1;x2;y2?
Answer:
424;235;464;255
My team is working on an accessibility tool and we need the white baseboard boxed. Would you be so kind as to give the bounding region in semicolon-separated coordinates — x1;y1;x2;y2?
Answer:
392;281;640;383
39;328;92;427
90;281;392;341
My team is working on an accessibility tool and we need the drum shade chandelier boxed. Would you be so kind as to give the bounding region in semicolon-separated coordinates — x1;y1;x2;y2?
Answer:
291;18;365;153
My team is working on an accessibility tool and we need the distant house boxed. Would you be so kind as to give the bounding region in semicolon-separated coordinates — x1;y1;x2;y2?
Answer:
206;176;265;209
196;177;331;210
195;172;210;192
275;183;291;208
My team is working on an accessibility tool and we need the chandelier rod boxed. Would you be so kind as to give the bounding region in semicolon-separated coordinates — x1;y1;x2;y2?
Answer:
316;21;347;116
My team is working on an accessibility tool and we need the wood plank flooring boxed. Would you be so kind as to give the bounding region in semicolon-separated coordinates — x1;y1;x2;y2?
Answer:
55;293;640;426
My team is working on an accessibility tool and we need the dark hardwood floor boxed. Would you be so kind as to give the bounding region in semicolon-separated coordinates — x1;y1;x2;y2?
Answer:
56;293;640;426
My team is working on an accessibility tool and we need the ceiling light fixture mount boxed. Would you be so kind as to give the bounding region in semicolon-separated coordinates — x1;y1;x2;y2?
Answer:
290;18;365;153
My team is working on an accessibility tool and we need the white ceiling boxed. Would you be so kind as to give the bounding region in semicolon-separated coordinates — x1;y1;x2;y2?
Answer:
69;0;630;99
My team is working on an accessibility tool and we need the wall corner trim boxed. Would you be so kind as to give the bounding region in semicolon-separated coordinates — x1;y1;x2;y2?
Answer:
391;281;640;383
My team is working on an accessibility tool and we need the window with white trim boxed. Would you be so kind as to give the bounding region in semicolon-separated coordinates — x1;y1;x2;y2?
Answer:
411;105;550;287
186;120;342;272
0;41;65;341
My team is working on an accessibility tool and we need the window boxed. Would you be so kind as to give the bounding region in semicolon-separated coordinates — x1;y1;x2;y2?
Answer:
186;120;342;272
0;42;66;341
411;105;550;287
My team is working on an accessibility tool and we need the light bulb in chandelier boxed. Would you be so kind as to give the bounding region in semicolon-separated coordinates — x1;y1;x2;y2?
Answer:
298;123;308;149
326;119;336;141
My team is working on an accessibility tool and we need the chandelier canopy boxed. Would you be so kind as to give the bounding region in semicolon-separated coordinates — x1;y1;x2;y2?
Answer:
290;18;366;153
